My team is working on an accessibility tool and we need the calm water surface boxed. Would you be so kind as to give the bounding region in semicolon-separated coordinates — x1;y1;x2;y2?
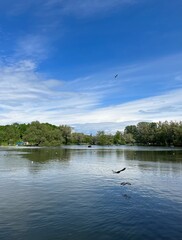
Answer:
0;146;182;240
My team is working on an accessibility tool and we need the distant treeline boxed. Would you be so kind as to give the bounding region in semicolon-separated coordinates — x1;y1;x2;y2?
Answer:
0;121;182;146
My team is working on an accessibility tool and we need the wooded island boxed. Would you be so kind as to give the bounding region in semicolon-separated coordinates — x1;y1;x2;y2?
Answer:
0;121;181;147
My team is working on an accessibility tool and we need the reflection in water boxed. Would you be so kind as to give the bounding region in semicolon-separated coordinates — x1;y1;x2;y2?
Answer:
0;146;182;240
124;150;182;163
0;147;72;174
123;194;131;199
123;150;182;174
23;148;71;163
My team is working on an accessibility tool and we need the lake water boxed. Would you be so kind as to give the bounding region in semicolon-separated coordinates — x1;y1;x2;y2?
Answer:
0;146;182;240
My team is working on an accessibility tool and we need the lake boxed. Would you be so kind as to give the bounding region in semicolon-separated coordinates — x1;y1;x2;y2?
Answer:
0;145;182;240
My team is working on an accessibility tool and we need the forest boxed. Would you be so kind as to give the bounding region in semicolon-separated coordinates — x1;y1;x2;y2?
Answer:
0;121;181;147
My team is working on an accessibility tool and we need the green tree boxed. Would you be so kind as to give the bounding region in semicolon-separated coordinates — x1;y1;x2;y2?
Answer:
113;131;125;145
23;121;44;145
71;132;85;144
96;131;114;145
124;125;138;140
59;125;72;145
123;133;135;145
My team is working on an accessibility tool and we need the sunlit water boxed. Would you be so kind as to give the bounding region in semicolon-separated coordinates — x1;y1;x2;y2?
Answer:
0;146;182;240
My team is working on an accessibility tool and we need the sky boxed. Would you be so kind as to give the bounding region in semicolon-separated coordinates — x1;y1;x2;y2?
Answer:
0;0;182;134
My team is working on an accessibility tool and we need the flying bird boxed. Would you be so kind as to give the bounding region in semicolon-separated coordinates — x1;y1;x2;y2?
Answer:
114;74;118;78
112;167;126;174
120;182;131;186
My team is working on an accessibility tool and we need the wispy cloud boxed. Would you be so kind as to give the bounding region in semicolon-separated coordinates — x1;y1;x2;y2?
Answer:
0;0;181;134
0;0;44;16
0;53;182;133
43;0;137;18
0;59;101;125
15;35;49;61
72;121;140;134
0;0;137;18
0;0;139;68
72;87;182;133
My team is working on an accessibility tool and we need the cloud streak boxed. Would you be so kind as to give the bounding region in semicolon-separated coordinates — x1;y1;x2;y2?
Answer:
0;0;137;17
0;59;101;125
0;0;181;134
41;0;137;18
15;35;49;61
0;53;182;133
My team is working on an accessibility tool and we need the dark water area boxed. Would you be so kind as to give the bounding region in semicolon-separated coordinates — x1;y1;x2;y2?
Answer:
0;146;182;240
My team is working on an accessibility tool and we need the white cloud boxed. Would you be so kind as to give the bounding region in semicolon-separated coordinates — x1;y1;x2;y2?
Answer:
42;79;63;89
71;88;182;133
0;59;101;125
0;53;182;133
79;89;182;123
72;121;139;134
15;35;49;61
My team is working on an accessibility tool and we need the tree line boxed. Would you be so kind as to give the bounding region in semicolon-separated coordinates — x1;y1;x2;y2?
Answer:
0;120;181;146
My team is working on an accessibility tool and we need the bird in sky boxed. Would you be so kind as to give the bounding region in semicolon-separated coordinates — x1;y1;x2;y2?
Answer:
114;74;118;78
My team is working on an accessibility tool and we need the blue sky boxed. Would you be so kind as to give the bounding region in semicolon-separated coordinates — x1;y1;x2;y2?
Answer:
0;0;182;133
